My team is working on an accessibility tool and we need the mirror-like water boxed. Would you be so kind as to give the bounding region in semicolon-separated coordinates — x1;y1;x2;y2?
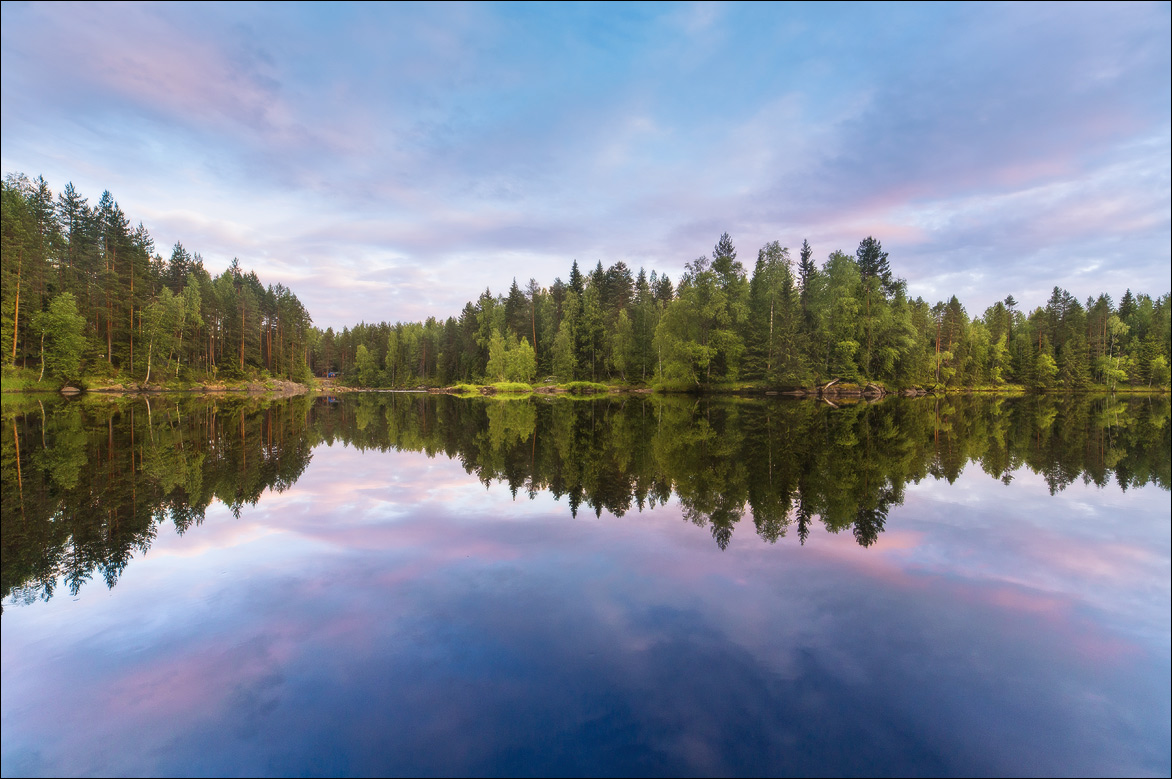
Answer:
2;393;1169;776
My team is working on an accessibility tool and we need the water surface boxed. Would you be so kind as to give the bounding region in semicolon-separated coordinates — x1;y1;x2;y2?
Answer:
2;393;1169;776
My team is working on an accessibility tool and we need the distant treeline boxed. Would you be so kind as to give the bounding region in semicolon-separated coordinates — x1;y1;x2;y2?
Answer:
2;175;313;384
321;235;1171;391
4;173;1168;391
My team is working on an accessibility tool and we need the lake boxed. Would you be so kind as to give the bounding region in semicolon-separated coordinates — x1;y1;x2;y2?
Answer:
2;392;1169;777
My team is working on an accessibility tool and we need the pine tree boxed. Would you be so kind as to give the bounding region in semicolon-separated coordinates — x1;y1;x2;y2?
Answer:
714;232;736;262
856;236;893;293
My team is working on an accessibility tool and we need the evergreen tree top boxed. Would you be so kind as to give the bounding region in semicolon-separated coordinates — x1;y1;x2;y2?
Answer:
714;232;736;261
568;260;584;294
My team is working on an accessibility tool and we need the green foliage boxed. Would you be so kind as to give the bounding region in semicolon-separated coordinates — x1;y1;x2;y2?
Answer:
484;329;507;381
505;336;536;382
1;176;314;387
355;343;379;386
4;179;1168;396
563;381;609;395
31;293;86;382
1035;352;1059;390
651;378;699;393
1;365;47;392
610;309;635;380
1148;355;1170;387
552;318;576;381
300;234;1168;394
484;331;536;383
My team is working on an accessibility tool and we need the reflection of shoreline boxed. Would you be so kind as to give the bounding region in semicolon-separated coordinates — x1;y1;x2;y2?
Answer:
1;394;318;607
2;393;1168;606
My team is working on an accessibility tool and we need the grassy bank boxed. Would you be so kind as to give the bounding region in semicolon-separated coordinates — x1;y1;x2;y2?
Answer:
349;376;1172;397
2;365;315;395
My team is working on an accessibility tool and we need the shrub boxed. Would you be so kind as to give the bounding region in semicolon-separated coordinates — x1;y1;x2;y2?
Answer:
489;382;533;393
563;381;609;395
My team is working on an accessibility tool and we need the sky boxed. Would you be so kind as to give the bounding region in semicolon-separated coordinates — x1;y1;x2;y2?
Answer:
2;1;1169;330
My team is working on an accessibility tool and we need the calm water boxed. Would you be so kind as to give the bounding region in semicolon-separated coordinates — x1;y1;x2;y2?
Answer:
2;393;1169;777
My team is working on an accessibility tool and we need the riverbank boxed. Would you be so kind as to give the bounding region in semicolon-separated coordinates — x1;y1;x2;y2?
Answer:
1;366;314;396
323;377;1170;398
4;365;1167;398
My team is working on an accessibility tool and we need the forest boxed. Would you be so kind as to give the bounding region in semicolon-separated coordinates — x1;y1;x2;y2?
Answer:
3;174;1169;391
1;175;314;386
317;234;1171;391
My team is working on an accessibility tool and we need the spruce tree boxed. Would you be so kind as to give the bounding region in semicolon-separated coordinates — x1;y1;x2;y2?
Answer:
798;239;815;291
1119;289;1136;321
855;236;892;293
505;278;528;339
711;232;745;290
798;239;816;324
568;260;584;296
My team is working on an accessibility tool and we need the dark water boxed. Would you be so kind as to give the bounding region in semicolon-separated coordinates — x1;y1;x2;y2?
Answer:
2;392;1169;777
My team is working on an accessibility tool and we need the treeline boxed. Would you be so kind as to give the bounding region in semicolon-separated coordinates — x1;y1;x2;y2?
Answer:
5;172;1167;391
1;174;313;385
317;234;1171;390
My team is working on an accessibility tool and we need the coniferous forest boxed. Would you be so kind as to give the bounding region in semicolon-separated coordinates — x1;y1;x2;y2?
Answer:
3;174;1169;391
2;175;314;385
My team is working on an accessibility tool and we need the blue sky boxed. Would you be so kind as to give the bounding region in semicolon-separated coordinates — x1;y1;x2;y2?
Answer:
2;1;1169;329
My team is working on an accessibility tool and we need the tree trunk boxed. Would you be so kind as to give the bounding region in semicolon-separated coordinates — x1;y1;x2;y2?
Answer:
106;247;114;364
866;287;871;377
768;297;775;377
11;247;22;364
935;318;941;384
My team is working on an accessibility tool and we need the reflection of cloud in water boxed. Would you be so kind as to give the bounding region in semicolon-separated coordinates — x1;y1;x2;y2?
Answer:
893;470;1170;647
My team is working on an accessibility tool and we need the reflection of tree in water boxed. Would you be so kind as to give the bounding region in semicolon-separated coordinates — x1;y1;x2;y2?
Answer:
3;392;1169;604
325;392;1169;552
2;394;316;606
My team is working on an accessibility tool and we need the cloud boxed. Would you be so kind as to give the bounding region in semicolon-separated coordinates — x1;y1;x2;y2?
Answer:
2;2;1168;327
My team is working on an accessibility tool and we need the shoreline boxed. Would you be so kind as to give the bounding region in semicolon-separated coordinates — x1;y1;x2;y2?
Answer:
3;379;1167;399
